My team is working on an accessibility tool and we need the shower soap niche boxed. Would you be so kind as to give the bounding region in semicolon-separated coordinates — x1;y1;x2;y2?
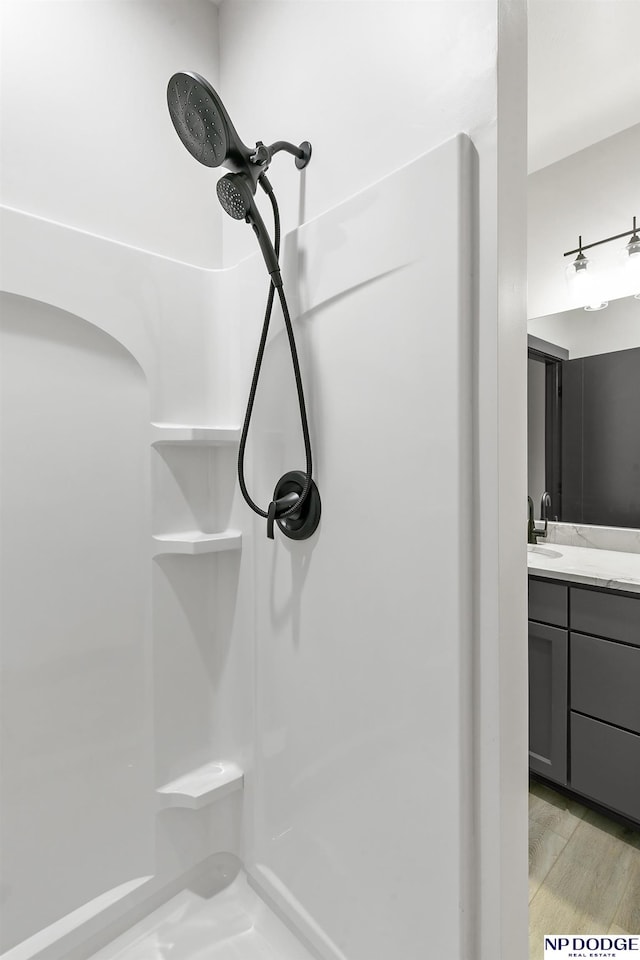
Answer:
152;530;242;555
156;761;243;810
152;441;237;539
150;423;241;446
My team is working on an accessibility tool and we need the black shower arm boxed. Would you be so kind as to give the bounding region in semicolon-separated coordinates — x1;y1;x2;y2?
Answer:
250;140;312;170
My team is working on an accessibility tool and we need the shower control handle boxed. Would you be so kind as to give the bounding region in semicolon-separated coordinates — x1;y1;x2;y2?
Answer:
270;471;321;541
276;492;302;518
267;500;277;539
266;493;302;540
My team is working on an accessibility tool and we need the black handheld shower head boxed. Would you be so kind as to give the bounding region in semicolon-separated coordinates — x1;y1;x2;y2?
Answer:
216;172;253;220
217;173;282;285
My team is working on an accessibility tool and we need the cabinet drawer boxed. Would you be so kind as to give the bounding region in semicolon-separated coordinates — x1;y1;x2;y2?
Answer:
529;578;568;628
571;633;640;735
571;588;640;647
570;713;640;823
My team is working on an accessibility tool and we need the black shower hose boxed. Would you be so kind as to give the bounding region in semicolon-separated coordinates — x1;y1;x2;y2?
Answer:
237;176;313;537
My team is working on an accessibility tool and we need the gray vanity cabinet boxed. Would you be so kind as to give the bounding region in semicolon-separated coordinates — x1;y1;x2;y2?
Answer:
569;588;640;822
529;577;640;825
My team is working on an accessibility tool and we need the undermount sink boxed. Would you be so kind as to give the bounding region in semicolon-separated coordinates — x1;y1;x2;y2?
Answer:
527;544;563;559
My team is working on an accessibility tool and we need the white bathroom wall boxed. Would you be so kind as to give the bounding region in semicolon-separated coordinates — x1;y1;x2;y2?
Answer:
226;140;475;960
528;124;640;320
528;294;640;358
0;2;529;959
0;206;221;423
528;0;640;173
0;293;153;952
218;0;498;267
0;0;221;266
220;3;529;958
0;5;243;956
0;212;248;960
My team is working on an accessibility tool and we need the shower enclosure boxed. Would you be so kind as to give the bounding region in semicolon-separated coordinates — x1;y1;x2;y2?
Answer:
0;2;528;958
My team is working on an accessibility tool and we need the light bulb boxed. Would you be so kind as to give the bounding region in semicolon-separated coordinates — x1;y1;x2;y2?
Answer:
623;233;640;284
565;251;602;309
617;218;640;297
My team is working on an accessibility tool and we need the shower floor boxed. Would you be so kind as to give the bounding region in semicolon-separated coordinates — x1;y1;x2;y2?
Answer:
88;873;315;960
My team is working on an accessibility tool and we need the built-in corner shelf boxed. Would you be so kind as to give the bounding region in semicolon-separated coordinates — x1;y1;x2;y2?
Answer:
150;423;241;446
156;761;244;810
152;530;242;556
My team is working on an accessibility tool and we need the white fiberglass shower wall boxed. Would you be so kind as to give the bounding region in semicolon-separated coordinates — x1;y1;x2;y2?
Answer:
0;3;528;959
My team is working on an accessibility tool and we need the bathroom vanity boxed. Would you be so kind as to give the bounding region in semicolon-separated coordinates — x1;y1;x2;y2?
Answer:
528;544;640;826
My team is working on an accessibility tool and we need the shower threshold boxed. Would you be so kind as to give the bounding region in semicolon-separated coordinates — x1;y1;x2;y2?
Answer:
88;872;315;960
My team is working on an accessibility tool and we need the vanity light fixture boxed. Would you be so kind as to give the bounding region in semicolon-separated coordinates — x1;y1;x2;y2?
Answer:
622;216;640;291
564;236;605;310
564;215;640;308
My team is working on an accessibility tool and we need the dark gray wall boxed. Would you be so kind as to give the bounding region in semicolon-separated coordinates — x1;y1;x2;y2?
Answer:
562;347;640;528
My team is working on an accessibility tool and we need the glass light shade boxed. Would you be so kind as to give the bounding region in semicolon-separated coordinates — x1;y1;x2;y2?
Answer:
622;234;640;294
565;253;604;309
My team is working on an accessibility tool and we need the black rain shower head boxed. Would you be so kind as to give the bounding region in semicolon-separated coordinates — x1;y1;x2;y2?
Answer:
167;70;255;178
168;70;312;286
168;72;276;279
167;70;311;189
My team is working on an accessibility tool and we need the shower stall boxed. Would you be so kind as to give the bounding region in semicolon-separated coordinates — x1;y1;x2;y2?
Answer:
0;2;528;959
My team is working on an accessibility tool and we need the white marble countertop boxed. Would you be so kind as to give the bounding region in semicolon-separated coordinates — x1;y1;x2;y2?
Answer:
527;542;640;594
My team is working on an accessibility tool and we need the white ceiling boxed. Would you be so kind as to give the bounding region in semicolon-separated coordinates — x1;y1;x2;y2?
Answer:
528;0;640;172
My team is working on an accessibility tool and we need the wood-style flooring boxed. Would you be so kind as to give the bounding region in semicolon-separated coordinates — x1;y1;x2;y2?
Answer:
529;779;640;959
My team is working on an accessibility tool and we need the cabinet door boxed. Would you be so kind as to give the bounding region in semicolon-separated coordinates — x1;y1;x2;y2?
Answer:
529;621;568;784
